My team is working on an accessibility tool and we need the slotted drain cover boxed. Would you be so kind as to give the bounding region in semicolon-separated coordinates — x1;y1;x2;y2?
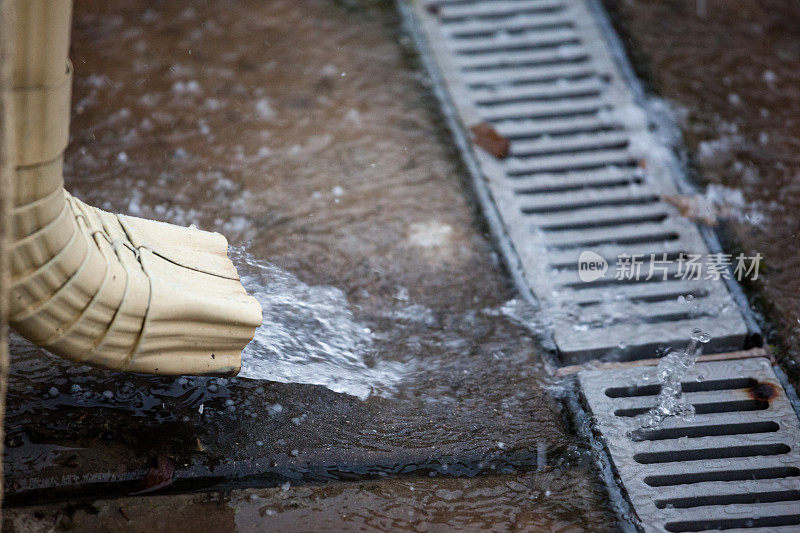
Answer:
579;358;800;532
401;0;752;362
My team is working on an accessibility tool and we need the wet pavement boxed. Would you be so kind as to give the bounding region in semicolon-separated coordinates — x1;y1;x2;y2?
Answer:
602;0;800;385
4;472;611;532
3;0;616;529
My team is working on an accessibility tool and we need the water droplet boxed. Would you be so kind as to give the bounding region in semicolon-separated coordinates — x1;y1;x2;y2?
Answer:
691;328;711;343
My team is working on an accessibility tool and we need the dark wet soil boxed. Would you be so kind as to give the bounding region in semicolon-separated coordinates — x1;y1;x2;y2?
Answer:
3;0;615;529
602;0;800;385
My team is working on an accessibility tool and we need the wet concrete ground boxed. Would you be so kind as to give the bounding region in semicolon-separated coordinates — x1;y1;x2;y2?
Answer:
3;0;615;530
602;0;800;385
5;472;610;532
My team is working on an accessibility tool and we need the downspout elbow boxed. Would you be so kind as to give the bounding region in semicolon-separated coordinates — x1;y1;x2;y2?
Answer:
8;60;262;376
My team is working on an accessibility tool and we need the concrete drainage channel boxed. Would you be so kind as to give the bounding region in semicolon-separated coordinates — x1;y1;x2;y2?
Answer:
400;0;758;363
397;0;800;530
580;358;800;532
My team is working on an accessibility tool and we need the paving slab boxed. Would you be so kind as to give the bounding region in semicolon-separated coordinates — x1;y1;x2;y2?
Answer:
3;0;614;528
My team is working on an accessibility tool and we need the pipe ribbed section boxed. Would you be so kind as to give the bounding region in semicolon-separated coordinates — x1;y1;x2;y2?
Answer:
7;0;262;375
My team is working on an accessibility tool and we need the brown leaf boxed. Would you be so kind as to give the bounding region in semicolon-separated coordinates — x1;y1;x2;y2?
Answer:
130;455;175;495
470;122;510;159
663;194;718;227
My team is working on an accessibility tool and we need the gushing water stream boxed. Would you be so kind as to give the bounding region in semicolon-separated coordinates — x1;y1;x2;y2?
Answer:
636;328;712;429
231;247;404;400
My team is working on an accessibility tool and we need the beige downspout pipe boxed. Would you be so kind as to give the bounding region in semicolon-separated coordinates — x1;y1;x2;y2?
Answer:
1;0;14;517
7;0;262;375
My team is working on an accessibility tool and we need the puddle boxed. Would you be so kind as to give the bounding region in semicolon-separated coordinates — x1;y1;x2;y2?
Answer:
229;471;615;532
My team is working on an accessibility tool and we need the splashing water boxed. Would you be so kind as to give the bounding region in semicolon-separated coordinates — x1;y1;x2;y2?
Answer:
230;246;404;400
636;328;712;429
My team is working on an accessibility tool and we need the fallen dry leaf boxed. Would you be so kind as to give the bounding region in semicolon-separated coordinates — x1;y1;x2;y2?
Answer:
663;194;718;226
130;455;175;496
470;122;510;159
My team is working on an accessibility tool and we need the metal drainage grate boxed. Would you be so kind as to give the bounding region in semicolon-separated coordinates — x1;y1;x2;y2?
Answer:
402;0;753;363
579;357;800;532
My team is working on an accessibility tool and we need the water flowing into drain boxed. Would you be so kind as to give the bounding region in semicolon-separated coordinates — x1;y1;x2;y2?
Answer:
635;328;711;429
231;247;404;400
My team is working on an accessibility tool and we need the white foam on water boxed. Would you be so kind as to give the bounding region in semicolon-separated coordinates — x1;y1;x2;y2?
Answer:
231;246;404;400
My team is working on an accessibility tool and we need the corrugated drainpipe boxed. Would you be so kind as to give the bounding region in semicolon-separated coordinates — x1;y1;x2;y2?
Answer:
0;0;15;518
6;0;263;376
